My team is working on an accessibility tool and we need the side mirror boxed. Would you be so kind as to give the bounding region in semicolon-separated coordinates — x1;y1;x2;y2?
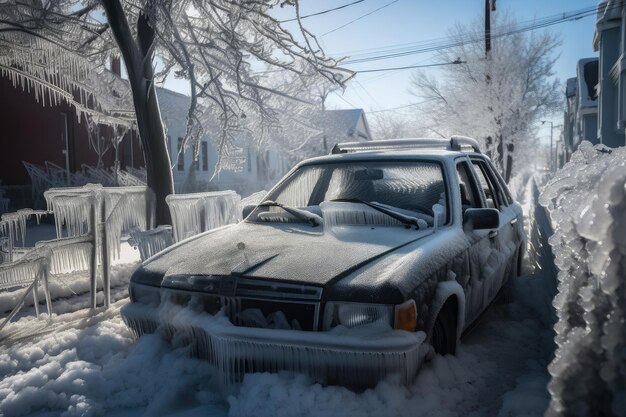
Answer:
463;208;499;231
242;204;256;219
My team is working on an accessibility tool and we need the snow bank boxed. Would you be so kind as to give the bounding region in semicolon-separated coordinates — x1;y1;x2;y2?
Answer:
0;310;225;417
539;141;626;416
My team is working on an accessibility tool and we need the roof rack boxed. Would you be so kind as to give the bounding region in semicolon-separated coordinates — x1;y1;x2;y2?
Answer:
331;136;481;154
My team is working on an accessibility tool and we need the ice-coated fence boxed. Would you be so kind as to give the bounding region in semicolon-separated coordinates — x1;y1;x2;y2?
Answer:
44;184;154;307
0;184;155;331
539;141;626;417
0;253;50;332
45;184;155;256
166;191;242;242
0;209;48;263
44;184;151;233
1;183;260;332
35;236;93;276
128;225;174;261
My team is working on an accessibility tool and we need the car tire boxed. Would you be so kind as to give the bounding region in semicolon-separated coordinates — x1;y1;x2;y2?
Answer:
431;298;457;355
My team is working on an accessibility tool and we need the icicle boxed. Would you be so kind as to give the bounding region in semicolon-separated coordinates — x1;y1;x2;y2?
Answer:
128;226;174;260
166;191;241;242
35;236;92;275
121;301;427;387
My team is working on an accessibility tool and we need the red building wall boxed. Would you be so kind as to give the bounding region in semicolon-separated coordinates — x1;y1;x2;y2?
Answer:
0;76;143;186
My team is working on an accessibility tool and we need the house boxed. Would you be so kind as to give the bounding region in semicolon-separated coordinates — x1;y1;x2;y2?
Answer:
156;87;372;195
0;66;142;208
563;59;599;159
156;87;291;196
593;0;626;147
304;109;372;156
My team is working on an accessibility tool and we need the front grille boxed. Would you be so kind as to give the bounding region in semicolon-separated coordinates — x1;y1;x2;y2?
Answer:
162;276;322;331
237;298;318;330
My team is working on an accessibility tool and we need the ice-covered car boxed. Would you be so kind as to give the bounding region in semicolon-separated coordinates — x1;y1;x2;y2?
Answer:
121;137;524;386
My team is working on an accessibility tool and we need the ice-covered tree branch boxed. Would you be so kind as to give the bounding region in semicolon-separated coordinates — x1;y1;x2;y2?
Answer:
0;0;351;223
410;13;562;181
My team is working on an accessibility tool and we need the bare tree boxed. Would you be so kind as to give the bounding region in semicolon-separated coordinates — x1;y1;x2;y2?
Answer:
410;14;562;181
0;0;351;223
370;112;422;140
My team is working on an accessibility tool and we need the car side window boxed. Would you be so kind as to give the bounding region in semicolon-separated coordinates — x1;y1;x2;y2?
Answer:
456;161;482;212
471;160;501;210
482;161;514;205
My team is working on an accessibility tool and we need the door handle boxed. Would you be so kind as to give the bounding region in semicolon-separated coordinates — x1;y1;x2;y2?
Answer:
510;218;518;226
488;230;498;239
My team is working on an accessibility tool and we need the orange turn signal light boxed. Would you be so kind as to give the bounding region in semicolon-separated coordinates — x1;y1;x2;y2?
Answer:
394;299;417;331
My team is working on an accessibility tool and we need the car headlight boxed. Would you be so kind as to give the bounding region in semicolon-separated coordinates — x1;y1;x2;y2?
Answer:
323;302;393;330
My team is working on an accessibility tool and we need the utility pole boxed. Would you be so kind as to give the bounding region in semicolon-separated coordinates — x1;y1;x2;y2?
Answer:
484;0;496;166
485;0;496;58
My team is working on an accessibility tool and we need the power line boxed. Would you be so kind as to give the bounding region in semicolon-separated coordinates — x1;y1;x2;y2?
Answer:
354;78;382;109
339;4;604;65
322;0;400;36
367;100;433;114
343;5;601;62
355;60;465;73
252;59;463;77
358;56;435;86
332;90;359;108
280;0;367;23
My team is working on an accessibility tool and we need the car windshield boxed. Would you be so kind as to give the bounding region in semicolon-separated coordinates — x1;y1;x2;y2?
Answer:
251;161;448;225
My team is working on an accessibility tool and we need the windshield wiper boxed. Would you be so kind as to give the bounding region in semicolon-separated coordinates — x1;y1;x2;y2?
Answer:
329;198;423;230
257;200;321;227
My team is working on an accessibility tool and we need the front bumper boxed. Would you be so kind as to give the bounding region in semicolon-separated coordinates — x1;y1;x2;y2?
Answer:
121;301;428;386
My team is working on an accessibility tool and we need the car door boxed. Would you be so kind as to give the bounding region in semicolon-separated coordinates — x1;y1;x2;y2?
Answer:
455;159;499;324
470;157;521;296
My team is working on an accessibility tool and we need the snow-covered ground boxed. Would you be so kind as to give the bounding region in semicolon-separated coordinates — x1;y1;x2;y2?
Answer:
0;176;558;417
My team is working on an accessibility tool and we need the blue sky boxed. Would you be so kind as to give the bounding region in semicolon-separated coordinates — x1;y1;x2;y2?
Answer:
280;0;597;114
164;0;597;128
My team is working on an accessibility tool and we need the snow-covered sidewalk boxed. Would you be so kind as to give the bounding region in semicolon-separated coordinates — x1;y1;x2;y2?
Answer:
0;177;557;417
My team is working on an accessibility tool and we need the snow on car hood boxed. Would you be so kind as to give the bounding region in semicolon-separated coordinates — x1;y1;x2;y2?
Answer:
134;221;430;287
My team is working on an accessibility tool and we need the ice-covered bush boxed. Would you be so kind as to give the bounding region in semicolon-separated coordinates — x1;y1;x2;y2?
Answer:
540;141;626;416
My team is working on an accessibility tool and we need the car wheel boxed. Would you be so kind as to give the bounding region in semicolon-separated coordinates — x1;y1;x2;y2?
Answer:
431;298;457;355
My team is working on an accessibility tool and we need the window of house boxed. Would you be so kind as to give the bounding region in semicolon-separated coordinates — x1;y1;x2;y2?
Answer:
177;137;184;171
201;141;208;171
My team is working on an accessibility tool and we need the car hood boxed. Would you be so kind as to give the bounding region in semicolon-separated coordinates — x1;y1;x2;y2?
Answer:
134;221;429;287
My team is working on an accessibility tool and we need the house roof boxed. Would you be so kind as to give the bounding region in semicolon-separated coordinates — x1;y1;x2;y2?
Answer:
313;109;371;140
156;87;372;146
593;0;622;51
